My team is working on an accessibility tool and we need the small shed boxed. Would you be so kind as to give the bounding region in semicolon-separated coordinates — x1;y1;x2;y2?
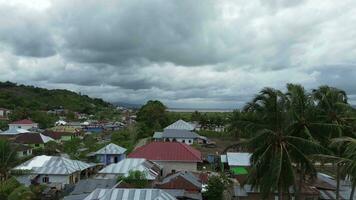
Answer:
93;143;127;165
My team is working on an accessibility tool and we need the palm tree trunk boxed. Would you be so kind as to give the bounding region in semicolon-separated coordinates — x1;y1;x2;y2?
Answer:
336;163;341;200
350;182;355;200
279;184;284;200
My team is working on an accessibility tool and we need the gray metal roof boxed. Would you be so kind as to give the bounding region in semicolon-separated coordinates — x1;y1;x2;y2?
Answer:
63;194;90;200
98;158;161;180
161;171;202;189
84;189;177;200
94;143;127;155
153;132;163;139
13;155;95;175
70;179;117;195
164;120;195;131
161;129;201;139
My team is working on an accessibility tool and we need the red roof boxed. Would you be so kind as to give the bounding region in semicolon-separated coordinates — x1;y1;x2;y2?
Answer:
10;119;35;125
128;141;202;162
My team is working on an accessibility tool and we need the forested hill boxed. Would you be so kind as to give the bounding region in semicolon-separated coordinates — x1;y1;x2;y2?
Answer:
0;81;112;114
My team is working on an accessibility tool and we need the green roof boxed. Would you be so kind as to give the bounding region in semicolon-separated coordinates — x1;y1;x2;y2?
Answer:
231;167;248;175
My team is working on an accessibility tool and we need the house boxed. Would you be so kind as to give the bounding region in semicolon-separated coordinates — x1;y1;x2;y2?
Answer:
14;132;55;149
12;155;98;189
8;119;38;130
93;143;127;165
96;158;162;181
128;142;202;176
156;171;205;200
42;131;77;142
312;173;356;199
0;127;29;136
164;119;196;131
153;129;208;145
221;152;252;183
11;143;33;158
0;108;11;119
63;179;117;200
83;188;176;200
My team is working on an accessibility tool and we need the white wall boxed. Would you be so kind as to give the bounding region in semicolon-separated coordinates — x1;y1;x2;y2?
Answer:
9;123;38;130
165;138;194;145
154;161;197;176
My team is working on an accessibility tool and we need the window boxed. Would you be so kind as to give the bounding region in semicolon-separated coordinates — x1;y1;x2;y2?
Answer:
171;169;176;173
35;144;40;147
23;151;27;156
189;140;192;143
42;176;49;183
182;140;185;143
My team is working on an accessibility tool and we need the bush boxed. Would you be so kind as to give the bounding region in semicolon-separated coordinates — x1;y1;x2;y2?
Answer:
8;186;35;200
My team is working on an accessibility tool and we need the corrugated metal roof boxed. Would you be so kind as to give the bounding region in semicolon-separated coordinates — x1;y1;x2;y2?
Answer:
84;189;177;200
94;143;127;155
164;120;195;131
153;132;163;139
161;171;202;189
128;142;202;162
70;179;117;195
162;129;201;139
98;158;160;180
0;127;29;135
13;155;95;175
226;152;251;166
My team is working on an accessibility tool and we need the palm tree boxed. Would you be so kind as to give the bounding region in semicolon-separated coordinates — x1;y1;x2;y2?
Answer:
312;86;353;199
330;137;356;200
239;87;325;199
0;140;17;181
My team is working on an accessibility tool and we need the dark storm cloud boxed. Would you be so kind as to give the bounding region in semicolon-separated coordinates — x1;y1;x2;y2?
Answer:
0;6;56;57
0;0;356;108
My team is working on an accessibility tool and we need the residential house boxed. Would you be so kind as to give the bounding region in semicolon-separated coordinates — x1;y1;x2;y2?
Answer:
0;108;11;119
11;143;33;158
93;143;127;165
9;119;38;130
83;188;176;200
12;155;98;189
221;152;252;183
14;132;55;149
128;142;202;176
156;171;205;200
43;130;77;142
0;127;29;136
63;179;117;200
96;158;161;181
153;129;207;145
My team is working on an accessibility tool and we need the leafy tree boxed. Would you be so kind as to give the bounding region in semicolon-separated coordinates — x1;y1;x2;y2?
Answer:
63;138;82;159
0;121;8;131
117;170;149;188
204;174;232;200
0;140;17;181
8;186;35;200
0;177;21;199
136;100;169;138
111;126;137;152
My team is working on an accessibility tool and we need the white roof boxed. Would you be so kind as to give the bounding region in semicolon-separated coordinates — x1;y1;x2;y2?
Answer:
98;158;160;180
84;189;176;200
0;127;29;135
226;152;251;167
94;143;127;155
13;155;95;175
39;133;55;143
164;119;195;131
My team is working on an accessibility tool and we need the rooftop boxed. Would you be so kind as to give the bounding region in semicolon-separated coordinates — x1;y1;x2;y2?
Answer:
128;141;202;162
164;119;195;131
13;155;95;175
83;188;176;200
223;152;252;167
98;158;161;180
94;143;127;155
10;119;36;125
15;133;54;144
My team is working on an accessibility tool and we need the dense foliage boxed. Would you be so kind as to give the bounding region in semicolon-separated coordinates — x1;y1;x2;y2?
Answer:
204;174;232;200
0;140;18;180
232;84;356;199
117;170;149;188
0;81;112;114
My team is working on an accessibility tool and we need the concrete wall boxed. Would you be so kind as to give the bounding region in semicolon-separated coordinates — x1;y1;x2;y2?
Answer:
9;124;38;130
164;138;195;145
17;149;32;158
154;161;197;176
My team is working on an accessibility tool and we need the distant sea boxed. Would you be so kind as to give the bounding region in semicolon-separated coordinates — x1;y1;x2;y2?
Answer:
167;108;234;113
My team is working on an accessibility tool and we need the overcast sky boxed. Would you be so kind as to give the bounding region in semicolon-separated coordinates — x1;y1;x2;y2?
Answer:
0;0;356;108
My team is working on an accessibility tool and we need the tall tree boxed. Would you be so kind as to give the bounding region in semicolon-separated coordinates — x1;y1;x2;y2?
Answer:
0;140;17;181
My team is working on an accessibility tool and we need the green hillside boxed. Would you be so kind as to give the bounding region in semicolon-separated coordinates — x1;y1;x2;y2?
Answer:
0;81;112;114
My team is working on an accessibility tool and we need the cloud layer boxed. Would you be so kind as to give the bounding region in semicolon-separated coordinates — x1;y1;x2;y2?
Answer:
0;0;356;108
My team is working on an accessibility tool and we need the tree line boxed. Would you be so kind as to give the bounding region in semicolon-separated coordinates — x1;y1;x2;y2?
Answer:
230;84;356;200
